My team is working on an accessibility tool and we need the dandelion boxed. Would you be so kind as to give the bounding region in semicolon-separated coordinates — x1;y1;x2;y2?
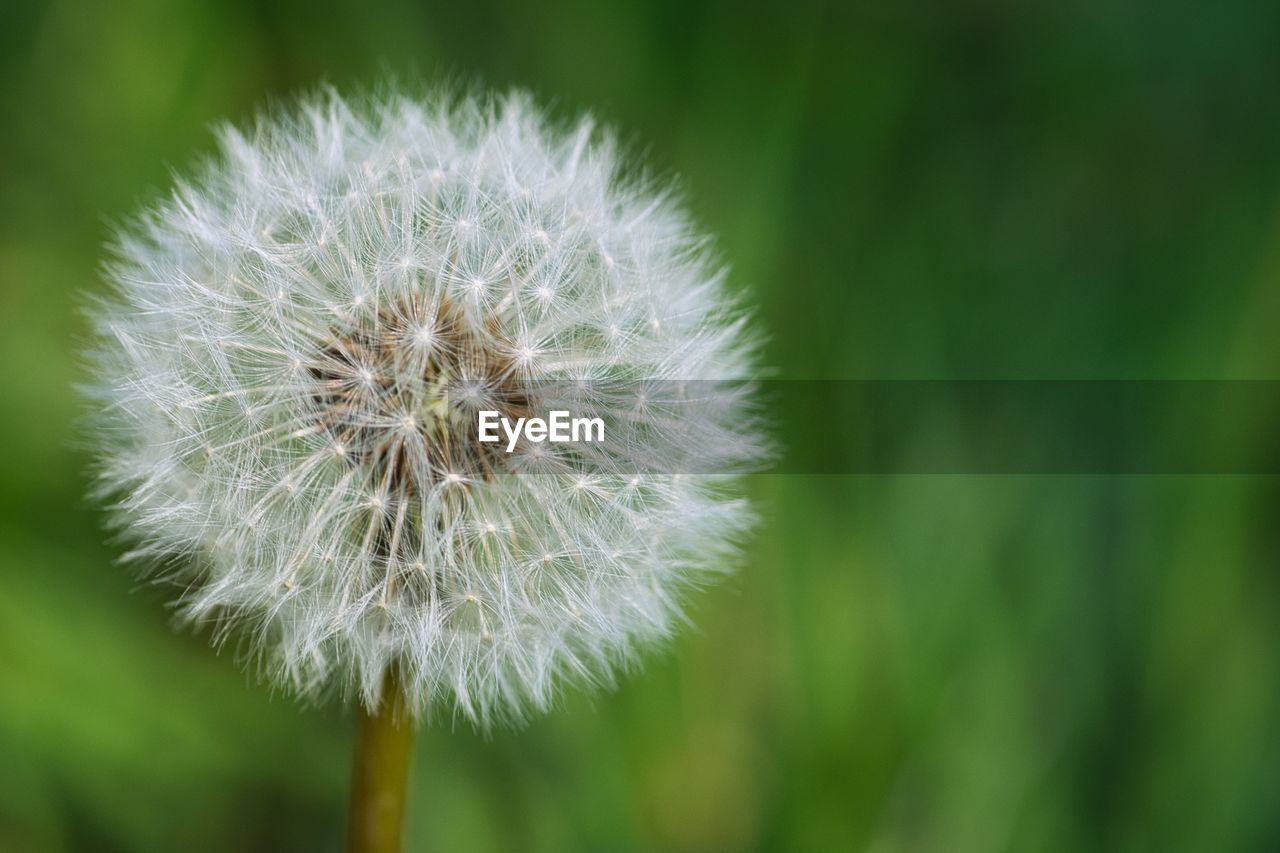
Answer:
85;88;762;851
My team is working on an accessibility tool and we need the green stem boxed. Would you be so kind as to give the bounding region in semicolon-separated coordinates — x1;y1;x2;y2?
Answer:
345;667;415;853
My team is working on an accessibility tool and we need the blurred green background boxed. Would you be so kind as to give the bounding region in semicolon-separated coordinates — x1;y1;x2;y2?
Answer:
3;1;1280;850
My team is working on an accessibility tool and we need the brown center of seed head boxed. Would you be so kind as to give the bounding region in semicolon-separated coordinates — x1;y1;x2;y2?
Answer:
308;293;530;496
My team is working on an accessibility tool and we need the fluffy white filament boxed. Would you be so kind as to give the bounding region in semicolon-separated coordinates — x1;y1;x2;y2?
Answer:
87;89;761;726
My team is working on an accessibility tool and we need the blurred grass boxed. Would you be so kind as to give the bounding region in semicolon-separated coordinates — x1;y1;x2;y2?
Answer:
2;1;1280;851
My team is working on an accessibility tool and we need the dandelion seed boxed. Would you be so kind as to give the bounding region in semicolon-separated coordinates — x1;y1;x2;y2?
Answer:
84;87;762;731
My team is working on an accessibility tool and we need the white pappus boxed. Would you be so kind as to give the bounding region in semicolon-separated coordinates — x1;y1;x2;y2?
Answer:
85;88;764;726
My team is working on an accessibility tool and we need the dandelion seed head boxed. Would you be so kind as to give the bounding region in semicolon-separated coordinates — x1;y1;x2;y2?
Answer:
86;88;762;726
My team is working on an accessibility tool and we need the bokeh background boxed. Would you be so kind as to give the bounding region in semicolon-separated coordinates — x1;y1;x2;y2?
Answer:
3;1;1280;850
